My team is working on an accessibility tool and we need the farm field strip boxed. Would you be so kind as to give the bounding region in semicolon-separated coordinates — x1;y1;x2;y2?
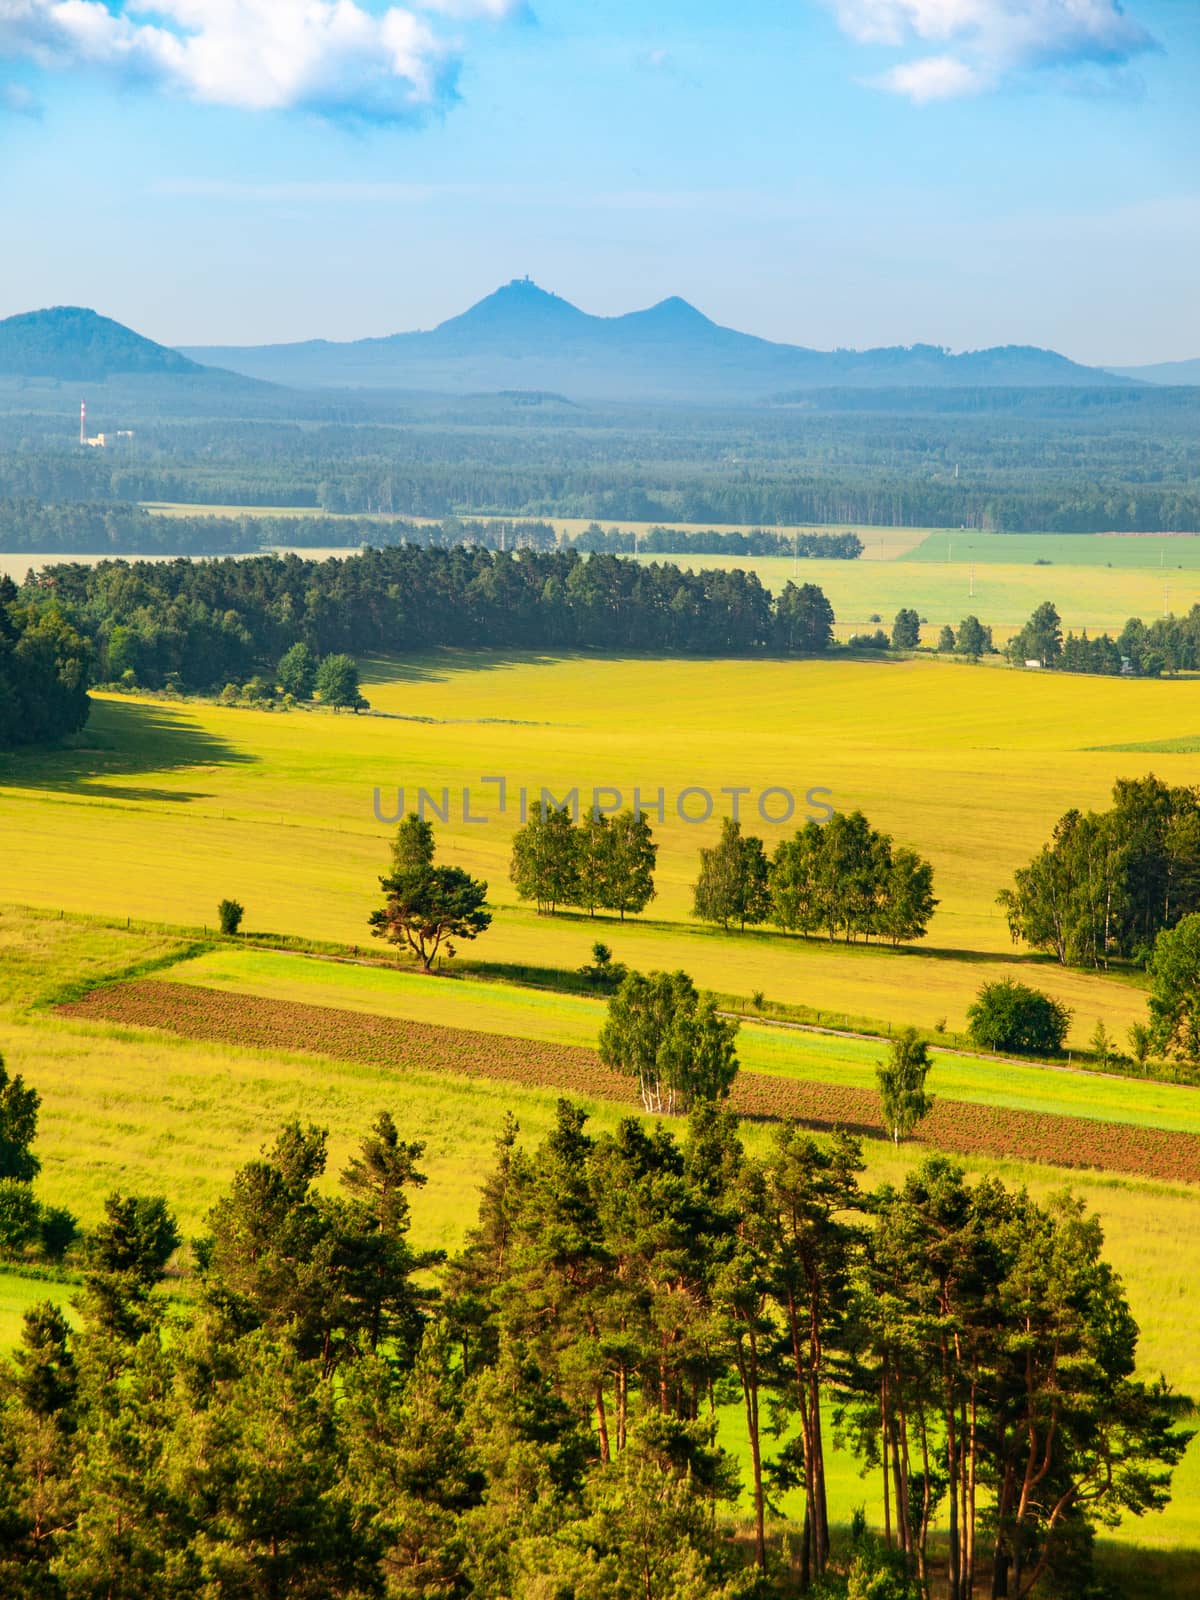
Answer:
58;978;1200;1186
165;945;1200;1136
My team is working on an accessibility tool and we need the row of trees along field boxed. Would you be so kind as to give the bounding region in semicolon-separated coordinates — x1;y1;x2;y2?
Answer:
24;549;836;699
0;1083;1187;1600
505;808;936;947
1006;600;1200;676
695;815;938;945
0;575;90;747
566;525;864;558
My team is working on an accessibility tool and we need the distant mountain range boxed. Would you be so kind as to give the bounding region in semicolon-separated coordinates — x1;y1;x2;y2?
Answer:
2;287;1191;403
179;279;1137;401
1105;357;1200;386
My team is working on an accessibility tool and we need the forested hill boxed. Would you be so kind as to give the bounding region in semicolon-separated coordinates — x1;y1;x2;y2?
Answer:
0;307;269;389
180;278;1127;400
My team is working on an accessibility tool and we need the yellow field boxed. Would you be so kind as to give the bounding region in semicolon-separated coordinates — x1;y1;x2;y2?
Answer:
1;652;1194;1041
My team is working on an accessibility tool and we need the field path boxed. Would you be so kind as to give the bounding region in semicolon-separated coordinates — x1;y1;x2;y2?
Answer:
59;979;1200;1186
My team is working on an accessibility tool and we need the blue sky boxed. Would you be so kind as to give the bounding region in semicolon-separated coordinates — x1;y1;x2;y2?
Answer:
0;0;1196;363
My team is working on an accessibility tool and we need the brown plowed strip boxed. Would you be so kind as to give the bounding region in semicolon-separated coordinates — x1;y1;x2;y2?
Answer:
59;979;1200;1186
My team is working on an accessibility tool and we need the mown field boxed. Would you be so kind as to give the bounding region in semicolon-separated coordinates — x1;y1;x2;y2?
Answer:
1;651;1192;1041
2;906;1200;1577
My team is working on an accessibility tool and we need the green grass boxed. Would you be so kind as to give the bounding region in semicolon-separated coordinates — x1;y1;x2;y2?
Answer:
164;944;1200;1136
0;1268;77;1350
1090;734;1200;754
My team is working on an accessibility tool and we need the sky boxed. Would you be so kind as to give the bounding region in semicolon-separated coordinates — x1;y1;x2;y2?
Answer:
0;0;1196;364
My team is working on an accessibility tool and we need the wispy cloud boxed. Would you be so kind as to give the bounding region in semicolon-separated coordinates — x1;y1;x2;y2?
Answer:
152;178;451;202
0;78;40;115
0;0;523;123
826;0;1158;100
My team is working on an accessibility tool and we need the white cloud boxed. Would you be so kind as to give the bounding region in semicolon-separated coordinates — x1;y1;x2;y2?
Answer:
0;0;523;120
877;52;985;98
827;0;1157;100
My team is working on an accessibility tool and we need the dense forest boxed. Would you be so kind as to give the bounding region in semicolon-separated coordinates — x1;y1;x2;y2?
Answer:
0;1089;1186;1600
0;576;91;747
1;381;1197;534
23;549;837;695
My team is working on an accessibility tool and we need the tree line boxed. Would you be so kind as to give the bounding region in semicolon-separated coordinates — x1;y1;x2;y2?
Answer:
567;525;864;559
0;1092;1186;1599
22;549;836;697
1007;600;1200;677
0;502;566;558
693;815;937;946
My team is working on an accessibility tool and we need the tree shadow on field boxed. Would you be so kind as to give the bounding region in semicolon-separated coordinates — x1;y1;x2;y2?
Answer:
1094;1541;1200;1600
360;648;578;687
0;698;257;800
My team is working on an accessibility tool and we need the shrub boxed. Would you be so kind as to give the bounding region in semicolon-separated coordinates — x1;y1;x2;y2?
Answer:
0;1180;40;1255
39;1205;79;1262
967;979;1071;1056
218;898;245;936
578;942;627;991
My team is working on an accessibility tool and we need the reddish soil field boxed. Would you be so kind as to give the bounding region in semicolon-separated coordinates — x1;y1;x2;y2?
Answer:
59;979;1200;1186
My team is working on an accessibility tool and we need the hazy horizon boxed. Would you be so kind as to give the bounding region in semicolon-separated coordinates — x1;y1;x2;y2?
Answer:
0;1;1196;366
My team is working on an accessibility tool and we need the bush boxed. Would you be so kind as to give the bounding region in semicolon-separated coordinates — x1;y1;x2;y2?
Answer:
39;1205;78;1262
218;898;244;936
0;1180;41;1255
967;979;1071;1056
578;942;627;991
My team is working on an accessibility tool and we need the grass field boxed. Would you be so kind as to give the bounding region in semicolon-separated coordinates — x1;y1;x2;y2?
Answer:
629;551;1200;640
2;651;1194;1040
2;906;1199;1567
